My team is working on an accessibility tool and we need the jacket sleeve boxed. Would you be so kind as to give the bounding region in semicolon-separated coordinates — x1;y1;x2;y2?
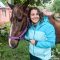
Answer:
36;24;56;48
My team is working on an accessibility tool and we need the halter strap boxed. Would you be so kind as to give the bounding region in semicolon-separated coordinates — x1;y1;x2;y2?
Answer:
9;26;27;40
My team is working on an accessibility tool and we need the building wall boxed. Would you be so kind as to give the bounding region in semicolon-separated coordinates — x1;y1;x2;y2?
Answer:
0;7;12;25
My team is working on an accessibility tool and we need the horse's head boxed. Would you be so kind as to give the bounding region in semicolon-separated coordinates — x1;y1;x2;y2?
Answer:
8;1;30;48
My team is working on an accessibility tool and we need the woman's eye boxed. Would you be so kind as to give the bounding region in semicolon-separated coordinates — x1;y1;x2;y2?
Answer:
30;13;39;16
31;14;34;16
36;13;39;15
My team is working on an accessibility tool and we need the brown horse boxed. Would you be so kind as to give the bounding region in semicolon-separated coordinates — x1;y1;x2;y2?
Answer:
8;1;30;48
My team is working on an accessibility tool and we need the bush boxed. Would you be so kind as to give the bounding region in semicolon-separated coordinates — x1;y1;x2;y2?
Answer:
52;0;60;13
0;22;10;43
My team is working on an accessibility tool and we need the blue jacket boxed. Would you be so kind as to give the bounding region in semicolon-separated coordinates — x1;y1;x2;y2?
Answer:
25;16;56;60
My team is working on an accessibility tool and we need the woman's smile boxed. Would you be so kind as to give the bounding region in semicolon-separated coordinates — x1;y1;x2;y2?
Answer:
30;9;40;24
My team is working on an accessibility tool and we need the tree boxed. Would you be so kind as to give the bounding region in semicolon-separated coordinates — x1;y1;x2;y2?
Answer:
14;0;42;6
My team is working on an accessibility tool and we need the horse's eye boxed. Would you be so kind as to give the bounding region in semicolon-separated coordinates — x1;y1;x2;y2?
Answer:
16;17;22;22
14;14;22;22
18;19;22;22
17;16;22;20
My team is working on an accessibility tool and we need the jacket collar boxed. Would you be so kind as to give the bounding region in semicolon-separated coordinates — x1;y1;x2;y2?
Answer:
30;16;49;30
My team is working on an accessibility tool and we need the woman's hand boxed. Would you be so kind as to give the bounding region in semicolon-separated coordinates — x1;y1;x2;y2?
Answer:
30;40;35;45
42;9;54;16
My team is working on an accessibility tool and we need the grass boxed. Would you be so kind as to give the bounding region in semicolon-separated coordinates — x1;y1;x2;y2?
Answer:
0;40;30;60
0;40;60;60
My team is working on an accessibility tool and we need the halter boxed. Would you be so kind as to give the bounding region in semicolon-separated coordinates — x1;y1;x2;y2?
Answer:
9;27;27;40
9;18;30;40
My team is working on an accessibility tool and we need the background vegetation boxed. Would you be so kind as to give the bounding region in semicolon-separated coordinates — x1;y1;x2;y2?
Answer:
0;0;60;60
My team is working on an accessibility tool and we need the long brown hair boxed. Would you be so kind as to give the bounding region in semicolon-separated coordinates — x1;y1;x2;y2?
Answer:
28;7;43;22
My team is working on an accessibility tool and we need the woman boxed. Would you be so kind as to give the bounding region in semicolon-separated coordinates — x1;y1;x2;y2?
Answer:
25;7;56;60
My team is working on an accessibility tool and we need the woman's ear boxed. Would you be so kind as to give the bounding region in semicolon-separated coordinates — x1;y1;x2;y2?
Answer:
7;2;14;9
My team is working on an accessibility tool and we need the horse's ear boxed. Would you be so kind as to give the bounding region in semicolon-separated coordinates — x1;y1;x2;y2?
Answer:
7;2;14;9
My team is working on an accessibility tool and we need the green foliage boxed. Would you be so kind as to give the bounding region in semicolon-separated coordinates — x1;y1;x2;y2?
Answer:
14;0;42;6
0;40;29;60
51;44;60;60
14;0;24;4
53;0;60;13
0;22;10;43
0;0;7;5
35;0;42;6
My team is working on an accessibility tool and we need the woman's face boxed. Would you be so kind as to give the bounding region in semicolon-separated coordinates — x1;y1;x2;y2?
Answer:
30;9;40;24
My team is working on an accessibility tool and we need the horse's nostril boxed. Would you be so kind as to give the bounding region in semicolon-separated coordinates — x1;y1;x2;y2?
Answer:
9;39;19;49
9;43;18;49
11;43;18;49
